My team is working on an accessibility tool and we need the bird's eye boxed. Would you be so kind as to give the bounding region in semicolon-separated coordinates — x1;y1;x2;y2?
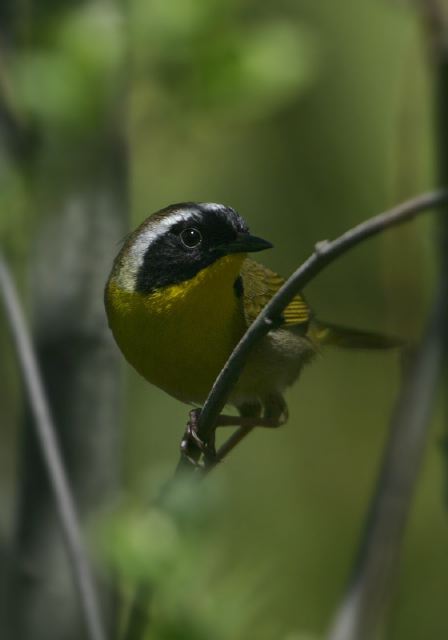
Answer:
180;227;202;248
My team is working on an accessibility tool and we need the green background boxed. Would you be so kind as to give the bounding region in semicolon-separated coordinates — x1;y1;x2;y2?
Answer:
1;1;445;638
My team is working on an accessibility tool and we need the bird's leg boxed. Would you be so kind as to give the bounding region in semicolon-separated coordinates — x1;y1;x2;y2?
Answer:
215;414;261;427
213;398;288;463
180;396;288;467
212;401;262;428
180;408;216;466
215;396;288;429
262;394;289;428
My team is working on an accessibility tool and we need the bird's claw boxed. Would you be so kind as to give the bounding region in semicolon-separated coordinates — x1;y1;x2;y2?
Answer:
180;409;216;467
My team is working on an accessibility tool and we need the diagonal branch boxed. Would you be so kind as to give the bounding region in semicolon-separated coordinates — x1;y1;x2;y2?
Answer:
0;253;106;640
175;189;448;474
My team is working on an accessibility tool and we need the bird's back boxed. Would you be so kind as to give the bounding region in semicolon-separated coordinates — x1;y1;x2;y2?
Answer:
231;259;317;408
240;258;311;329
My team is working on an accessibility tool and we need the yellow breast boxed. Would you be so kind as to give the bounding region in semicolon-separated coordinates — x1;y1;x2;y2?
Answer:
105;254;247;404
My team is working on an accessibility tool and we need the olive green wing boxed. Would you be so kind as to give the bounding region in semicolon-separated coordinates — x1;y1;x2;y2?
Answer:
240;258;311;328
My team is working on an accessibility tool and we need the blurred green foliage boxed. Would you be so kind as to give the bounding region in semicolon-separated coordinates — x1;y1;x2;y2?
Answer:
12;4;124;130
1;0;446;639
131;0;317;121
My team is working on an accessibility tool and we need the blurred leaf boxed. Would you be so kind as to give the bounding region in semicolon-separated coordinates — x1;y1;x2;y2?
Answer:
131;0;224;47
13;51;89;127
11;4;124;131
201;21;318;119
57;4;124;78
100;506;180;581
131;0;317;122
96;476;265;640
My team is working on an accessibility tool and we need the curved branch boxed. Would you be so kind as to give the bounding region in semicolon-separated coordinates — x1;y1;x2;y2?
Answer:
180;189;448;472
0;253;106;640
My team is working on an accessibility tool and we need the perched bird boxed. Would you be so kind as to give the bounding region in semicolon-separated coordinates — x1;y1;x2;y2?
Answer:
105;202;399;440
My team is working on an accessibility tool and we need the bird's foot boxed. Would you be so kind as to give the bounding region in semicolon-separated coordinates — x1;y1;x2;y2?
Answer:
180;408;216;467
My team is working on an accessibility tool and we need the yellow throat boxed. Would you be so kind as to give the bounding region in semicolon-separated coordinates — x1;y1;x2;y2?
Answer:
105;253;247;404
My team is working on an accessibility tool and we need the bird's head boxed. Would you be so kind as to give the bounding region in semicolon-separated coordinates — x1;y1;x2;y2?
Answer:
111;202;273;293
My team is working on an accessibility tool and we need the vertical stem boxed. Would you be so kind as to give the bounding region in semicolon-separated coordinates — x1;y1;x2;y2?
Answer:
0;255;106;640
418;0;448;505
326;281;446;640
0;2;129;639
431;2;448;506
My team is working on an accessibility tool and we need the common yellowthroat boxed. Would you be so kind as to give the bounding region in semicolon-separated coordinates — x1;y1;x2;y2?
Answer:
105;202;399;436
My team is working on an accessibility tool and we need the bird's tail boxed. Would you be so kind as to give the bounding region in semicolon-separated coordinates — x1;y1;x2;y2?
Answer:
310;320;403;350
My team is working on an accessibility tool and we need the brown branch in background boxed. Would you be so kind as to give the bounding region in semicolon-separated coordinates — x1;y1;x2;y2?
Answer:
0;253;106;640
175;190;448;476
326;278;448;640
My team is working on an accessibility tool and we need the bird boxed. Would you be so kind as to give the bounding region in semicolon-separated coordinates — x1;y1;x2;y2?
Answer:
105;202;400;455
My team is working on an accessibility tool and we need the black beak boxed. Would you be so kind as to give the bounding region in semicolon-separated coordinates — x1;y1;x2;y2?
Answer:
222;232;273;255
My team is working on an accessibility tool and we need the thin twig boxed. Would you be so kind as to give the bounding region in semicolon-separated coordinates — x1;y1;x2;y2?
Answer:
178;189;448;473
0;253;106;640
